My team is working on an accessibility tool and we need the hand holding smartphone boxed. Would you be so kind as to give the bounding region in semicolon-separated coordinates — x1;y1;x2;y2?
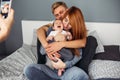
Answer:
0;0;12;18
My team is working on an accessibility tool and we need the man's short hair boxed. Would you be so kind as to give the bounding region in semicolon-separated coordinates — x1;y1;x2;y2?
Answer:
51;1;68;14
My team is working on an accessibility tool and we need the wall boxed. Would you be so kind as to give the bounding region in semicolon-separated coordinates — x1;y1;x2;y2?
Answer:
2;0;120;54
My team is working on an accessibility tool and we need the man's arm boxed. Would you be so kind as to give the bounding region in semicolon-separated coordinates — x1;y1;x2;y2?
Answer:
37;23;52;48
37;23;60;60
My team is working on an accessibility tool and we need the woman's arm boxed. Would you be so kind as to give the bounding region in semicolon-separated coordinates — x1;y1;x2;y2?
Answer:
63;37;86;48
0;9;14;42
46;37;86;53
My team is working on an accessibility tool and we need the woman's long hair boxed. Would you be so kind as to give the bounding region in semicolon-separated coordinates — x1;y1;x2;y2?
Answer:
62;6;87;56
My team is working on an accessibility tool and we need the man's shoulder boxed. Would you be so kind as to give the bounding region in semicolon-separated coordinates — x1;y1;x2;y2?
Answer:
45;20;54;27
46;26;54;35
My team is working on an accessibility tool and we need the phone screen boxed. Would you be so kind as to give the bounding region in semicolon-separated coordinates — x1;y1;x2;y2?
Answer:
0;0;12;18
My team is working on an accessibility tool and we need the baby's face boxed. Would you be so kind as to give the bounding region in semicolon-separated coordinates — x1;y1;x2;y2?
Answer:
2;4;9;13
53;20;63;31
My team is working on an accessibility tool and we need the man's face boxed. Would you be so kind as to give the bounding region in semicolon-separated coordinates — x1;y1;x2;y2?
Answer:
53;6;67;20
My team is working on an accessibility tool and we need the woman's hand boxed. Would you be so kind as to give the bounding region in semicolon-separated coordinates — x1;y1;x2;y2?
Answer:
51;57;66;69
46;42;64;53
0;8;14;42
0;8;14;29
45;42;64;60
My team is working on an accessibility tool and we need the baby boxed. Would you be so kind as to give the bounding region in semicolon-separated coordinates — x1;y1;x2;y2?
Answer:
40;20;74;76
47;19;73;75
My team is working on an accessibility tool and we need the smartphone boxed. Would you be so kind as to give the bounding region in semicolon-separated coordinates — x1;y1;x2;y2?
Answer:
0;0;12;18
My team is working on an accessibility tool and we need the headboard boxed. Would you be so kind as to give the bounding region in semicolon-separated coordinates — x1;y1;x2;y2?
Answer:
22;20;51;45
21;20;120;45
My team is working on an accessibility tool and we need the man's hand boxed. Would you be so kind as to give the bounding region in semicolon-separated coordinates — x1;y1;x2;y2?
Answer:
51;57;66;69
46;51;61;60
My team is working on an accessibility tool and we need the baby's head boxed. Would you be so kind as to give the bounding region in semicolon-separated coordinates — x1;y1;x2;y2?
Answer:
53;19;63;31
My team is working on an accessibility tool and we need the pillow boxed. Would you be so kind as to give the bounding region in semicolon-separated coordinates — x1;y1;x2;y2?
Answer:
119;45;120;52
31;29;37;47
88;30;104;53
95;78;120;80
93;45;120;61
31;27;53;47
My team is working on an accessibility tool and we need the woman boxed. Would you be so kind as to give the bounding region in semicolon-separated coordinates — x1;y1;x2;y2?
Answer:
0;8;14;42
24;6;89;80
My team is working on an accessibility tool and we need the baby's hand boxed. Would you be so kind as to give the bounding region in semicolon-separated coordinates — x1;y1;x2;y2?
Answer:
46;36;54;41
66;32;72;40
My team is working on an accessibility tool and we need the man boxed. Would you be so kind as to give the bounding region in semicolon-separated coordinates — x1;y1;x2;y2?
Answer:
37;1;97;75
0;8;14;42
37;1;69;63
37;1;69;52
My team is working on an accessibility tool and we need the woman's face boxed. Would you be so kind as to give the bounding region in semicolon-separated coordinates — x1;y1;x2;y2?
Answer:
62;16;72;31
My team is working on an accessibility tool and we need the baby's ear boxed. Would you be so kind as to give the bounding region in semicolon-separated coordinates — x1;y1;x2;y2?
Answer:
52;26;56;30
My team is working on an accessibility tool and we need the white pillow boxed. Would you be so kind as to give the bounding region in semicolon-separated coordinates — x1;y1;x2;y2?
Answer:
31;29;37;47
88;30;105;53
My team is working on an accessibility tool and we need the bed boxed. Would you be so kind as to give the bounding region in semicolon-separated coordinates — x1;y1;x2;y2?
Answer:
0;20;52;80
0;20;120;80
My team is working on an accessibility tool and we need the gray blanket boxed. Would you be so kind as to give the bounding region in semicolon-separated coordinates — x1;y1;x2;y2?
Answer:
0;44;38;80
